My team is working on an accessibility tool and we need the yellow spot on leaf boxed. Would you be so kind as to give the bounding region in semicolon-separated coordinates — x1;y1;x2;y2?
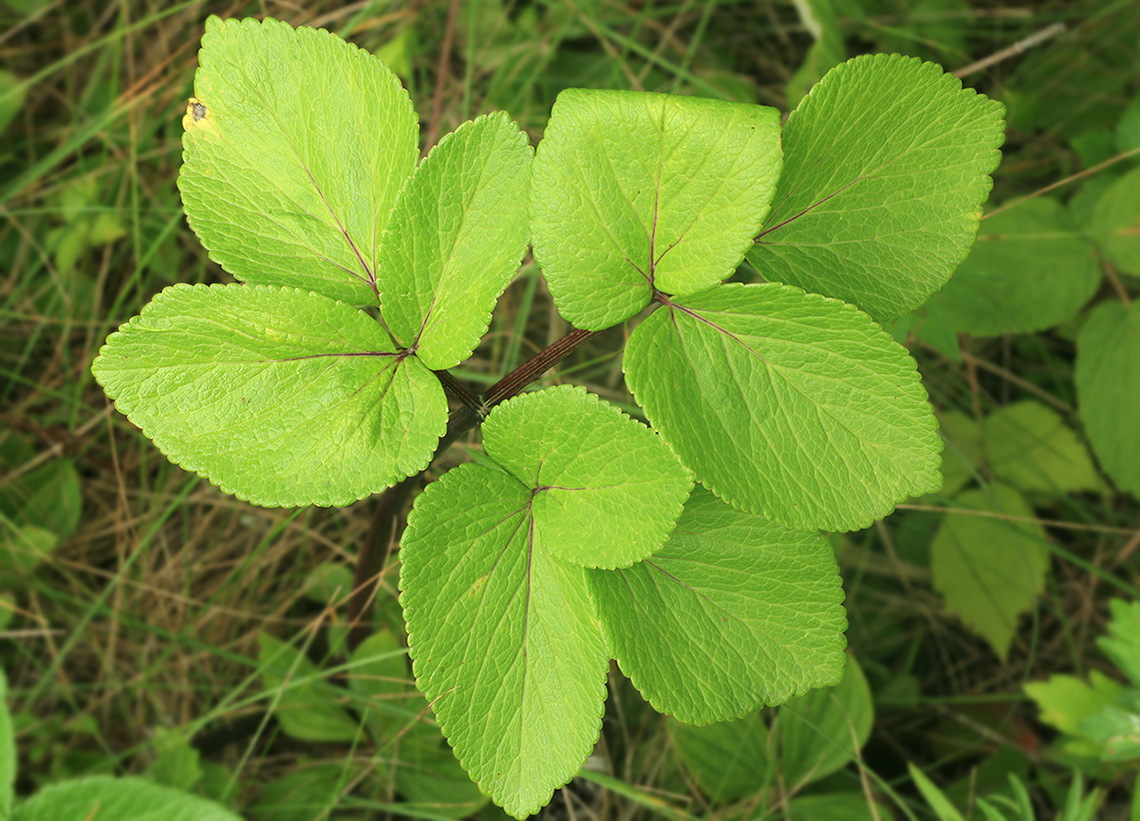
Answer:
183;97;220;139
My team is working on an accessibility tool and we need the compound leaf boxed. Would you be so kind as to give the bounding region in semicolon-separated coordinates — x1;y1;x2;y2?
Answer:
380;112;533;369
531;89;782;330
482;385;693;568
1076;300;1140;497
587;487;846;724
931;484;1048;661
624;283;942;532
178;16;418;305
926;198;1100;336
91;283;446;507
749;53;1004;320
982;401;1100;495
400;465;609;819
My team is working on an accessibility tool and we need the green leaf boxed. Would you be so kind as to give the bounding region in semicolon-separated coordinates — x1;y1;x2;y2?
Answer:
0;70;25;135
670;711;770;803
147;728;202;792
982;401;1100;496
930;485;1048;660
178;16;418;305
1076;300;1140;497
394;732;490;819
1025;672;1124;737
934;409;983;498
11;775;243;821
1;669;13;820
780;654;873;787
0;458;82;540
1091;166;1140;277
1098;599;1140;687
249;763;346;821
909;763;965;821
749;53;1004;320
530;88;782;330
347;628;411;744
379;112;532;370
482;385;692;568
91;283;446;507
400;464;609;818
624;283;942;532
785;0;845;108
259;632;360;743
587;487;846;723
926;198;1101;336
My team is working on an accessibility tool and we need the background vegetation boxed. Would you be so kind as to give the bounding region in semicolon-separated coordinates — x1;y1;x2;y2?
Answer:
2;0;1139;817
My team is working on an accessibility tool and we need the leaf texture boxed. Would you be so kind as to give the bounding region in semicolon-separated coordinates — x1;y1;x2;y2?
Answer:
482;385;693;568
91;284;446;507
624;283;942;531
178;16;418;304
749;53;1004;320
531;88;782;330
587;488;846;723
400;465;609;819
931;484;1048;660
1076;300;1140;497
380;112;533;369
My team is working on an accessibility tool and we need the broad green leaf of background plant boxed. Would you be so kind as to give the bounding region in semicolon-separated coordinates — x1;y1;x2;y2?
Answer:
933;409;983;498
259;633;359;743
379;112;533;369
670;711;770;803
779;655;873;788
925;198;1100;336
1076;301;1140;498
587;487;846;723
1025;672;1124;738
400;464;609;818
748;53;1004;321
530;88;782;330
91;284;446;507
931;485;1048;660
668;657;870;803
1091;166;1140;276
1098;599;1140;686
11;775;243;821
347;628;410;745
482;385;692;568
178;15;418;305
785;0;845;108
1;669;13;819
982;401;1100;495
624;283;942;532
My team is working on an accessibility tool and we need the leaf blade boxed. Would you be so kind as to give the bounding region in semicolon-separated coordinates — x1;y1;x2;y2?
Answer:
588;487;846;723
178;16;418;304
531;89;783;330
624;283;942;531
380;112;533;369
400;465;609;818
91;284;446;507
749;53;1004;320
482;385;693;568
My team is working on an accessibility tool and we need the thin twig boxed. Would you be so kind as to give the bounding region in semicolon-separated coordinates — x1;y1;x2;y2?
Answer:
983;146;1140;221
952;22;1066;78
423;0;461;154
